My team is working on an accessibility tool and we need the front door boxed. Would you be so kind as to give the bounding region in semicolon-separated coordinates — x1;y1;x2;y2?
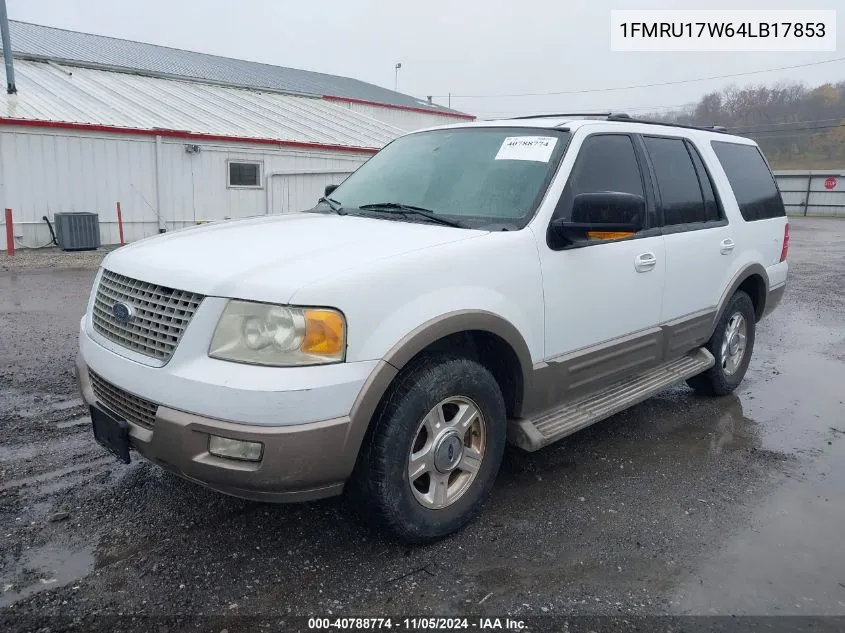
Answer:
536;133;666;396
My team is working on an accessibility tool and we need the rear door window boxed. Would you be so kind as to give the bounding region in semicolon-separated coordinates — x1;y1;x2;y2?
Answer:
685;141;722;222
643;136;708;226
711;141;786;221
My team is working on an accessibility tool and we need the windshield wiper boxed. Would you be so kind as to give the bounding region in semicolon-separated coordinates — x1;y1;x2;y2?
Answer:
318;196;346;215
357;202;466;228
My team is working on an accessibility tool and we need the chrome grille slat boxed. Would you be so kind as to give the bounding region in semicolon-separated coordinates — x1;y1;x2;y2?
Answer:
89;370;158;430
92;270;204;361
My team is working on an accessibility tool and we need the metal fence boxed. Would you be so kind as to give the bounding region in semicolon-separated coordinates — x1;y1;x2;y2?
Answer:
774;170;845;217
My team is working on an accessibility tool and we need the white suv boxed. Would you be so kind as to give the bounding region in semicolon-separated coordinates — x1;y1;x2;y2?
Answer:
76;114;789;542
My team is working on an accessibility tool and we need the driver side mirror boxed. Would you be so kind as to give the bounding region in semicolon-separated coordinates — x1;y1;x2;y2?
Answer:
324;184;339;197
550;191;645;247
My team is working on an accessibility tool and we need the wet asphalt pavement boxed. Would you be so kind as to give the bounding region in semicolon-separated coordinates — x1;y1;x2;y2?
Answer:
1;217;844;630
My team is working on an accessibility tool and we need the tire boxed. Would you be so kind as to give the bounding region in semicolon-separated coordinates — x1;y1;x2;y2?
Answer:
686;290;756;396
350;354;507;544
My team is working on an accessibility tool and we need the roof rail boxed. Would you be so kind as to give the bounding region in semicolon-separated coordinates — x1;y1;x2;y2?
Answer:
506;112;623;120
500;112;729;133
606;113;728;133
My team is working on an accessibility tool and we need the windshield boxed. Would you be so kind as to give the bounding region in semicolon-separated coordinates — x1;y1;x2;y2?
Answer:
322;127;571;230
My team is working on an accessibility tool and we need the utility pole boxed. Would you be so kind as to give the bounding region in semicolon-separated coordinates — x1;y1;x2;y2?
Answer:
0;0;16;94
394;62;402;91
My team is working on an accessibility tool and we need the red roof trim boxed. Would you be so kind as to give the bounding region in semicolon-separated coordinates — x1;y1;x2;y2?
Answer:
322;95;475;120
0;118;381;154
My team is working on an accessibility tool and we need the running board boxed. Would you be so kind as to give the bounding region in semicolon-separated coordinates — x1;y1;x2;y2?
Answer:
508;348;715;452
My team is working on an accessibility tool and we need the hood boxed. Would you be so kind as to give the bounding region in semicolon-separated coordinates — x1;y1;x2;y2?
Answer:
102;213;484;303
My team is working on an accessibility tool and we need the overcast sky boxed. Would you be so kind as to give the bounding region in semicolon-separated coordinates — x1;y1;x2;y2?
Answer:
6;0;844;118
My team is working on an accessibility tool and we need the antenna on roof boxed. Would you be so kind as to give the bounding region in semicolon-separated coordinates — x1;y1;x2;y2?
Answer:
0;0;17;94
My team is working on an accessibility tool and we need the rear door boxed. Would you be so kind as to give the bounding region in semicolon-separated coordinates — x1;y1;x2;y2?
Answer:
641;135;734;352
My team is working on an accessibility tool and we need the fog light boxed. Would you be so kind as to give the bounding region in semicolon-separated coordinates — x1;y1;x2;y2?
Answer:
208;435;263;462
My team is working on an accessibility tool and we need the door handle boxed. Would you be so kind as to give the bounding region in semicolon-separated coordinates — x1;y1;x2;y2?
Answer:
720;238;736;255
634;252;657;273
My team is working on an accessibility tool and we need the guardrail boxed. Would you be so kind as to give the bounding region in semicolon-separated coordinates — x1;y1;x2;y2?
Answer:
774;170;845;217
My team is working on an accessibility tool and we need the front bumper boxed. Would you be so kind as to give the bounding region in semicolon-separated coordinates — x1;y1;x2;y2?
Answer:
78;355;353;501
76;324;397;502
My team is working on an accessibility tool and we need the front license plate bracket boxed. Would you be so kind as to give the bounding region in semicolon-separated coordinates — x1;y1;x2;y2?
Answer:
90;405;131;464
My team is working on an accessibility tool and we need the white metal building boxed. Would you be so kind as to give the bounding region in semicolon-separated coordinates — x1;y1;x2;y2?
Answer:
0;21;474;250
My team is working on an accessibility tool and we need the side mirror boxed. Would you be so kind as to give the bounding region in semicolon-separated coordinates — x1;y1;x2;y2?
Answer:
550;191;645;246
324;184;339;197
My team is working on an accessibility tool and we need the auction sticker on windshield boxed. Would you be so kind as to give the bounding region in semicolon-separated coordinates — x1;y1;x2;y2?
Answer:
495;136;558;162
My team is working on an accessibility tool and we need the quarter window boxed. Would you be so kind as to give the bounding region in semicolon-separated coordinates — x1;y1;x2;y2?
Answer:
711;142;786;221
644;136;707;226
228;161;262;188
554;134;644;221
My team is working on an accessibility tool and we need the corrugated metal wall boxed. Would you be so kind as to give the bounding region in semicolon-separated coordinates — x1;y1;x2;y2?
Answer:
0;127;369;250
774;170;845;217
269;170;355;215
338;101;469;132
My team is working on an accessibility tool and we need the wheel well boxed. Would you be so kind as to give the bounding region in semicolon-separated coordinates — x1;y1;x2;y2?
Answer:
404;330;524;418
737;274;766;321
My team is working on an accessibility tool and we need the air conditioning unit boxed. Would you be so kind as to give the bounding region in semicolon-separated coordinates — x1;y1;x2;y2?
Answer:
54;212;101;251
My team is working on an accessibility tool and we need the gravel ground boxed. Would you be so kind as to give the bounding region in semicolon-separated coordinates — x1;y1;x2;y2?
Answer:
1;218;844;632
0;247;111;273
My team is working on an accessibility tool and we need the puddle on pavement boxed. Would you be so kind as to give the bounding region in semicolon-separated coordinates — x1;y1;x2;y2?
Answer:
618;390;764;459
672;437;845;615
702;397;758;457
0;544;95;608
738;322;845;455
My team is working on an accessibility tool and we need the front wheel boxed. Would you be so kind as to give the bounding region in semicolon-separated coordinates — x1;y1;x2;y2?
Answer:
687;290;756;396
351;354;507;543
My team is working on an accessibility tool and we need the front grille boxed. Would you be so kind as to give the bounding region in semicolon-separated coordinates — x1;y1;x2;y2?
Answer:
92;270;204;362
89;370;158;429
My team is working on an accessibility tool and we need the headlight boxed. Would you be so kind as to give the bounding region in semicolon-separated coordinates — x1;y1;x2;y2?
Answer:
209;301;345;366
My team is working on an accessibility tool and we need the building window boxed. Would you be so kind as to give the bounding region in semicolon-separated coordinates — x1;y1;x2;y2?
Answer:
228;161;262;188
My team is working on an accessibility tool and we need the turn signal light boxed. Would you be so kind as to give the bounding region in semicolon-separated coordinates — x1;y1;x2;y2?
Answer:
301;309;345;355
586;231;635;241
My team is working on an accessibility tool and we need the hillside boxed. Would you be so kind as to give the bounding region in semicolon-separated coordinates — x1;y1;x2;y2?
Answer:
652;81;845;170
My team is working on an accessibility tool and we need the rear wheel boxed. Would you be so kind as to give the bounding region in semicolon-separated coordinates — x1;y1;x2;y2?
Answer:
351;354;507;543
687;291;756;396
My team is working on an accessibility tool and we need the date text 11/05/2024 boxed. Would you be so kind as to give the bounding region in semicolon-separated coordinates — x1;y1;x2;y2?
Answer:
619;22;826;38
307;617;526;630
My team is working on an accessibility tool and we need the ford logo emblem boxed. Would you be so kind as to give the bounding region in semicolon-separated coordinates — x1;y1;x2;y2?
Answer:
112;302;135;323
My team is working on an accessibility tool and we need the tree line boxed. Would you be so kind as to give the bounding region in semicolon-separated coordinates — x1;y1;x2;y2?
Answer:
651;80;845;169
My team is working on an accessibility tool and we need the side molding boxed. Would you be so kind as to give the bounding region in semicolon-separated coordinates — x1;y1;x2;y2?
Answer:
520;310;717;419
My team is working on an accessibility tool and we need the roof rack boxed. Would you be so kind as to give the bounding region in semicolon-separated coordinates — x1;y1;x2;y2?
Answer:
503;112;728;133
606;113;728;133
507;112;617;120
